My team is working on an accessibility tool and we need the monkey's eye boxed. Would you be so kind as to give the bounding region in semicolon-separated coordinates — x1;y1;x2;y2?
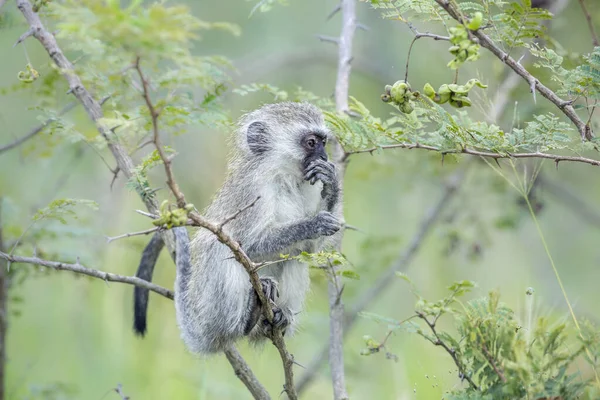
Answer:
306;138;316;148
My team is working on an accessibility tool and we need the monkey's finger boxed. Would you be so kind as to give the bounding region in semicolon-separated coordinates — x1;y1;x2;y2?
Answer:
304;166;325;181
312;173;326;185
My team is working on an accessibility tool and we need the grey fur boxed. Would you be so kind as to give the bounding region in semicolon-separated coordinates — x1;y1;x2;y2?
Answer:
175;102;341;354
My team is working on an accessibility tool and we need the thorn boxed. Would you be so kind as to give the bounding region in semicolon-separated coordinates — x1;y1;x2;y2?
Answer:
327;3;341;20
110;167;120;190
347;56;354;65
529;78;537;104
335;284;345;305
344;109;361;118
13;29;33;47
494;158;502;168
441;153;445;166
292;359;306;369
356;22;370;31
316;34;339;45
555;159;560;170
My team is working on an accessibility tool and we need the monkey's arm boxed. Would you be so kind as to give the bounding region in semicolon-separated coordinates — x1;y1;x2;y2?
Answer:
304;159;340;212
245;212;340;259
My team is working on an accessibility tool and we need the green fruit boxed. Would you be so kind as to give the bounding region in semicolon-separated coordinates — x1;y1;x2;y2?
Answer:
423;83;436;99
390;81;409;103
381;93;391;103
466;12;483;30
399;102;414;114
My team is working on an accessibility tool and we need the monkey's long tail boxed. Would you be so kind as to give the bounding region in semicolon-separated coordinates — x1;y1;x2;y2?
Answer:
133;232;165;336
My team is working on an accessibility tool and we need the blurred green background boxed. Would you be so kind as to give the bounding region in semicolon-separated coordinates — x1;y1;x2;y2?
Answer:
1;0;600;399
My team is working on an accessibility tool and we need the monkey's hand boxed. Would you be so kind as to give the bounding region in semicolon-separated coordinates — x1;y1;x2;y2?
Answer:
304;159;339;211
312;211;342;237
304;159;337;187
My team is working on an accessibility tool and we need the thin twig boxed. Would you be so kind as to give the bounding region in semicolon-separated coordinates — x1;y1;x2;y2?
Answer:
404;25;449;82
345;142;600;168
0;201;7;400
105;227;160;244
433;0;593;141
480;343;507;383
316;35;339;45
224;346;272;400
417;312;479;390
0;251;174;299
297;169;466;394
218;196;261;229
113;384;130;400
0;102;76;155
577;0;599;47
327;3;341;20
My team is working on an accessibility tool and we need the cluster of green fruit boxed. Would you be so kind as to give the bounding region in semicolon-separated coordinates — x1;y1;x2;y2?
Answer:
423;79;487;108
381;78;487;112
152;200;194;229
17;64;39;84
447;12;483;69
381;80;420;114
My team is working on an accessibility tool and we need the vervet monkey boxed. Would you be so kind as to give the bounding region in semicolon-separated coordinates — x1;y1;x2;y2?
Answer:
133;102;341;353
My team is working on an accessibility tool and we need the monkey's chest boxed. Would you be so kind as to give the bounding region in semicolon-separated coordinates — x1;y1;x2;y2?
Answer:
273;180;322;222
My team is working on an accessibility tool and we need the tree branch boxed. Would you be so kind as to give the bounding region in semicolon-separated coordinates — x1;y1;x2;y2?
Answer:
105;227;160;244
0;201;7;400
0;251;174;299
346;142;600;168
577;0;599;47
15;2;269;397
224;346;272;400
0;102;77;155
433;0;593;141
297;169;466;393
323;1;359;399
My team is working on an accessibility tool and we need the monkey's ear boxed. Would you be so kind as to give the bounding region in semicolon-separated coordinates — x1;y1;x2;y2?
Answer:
246;121;270;155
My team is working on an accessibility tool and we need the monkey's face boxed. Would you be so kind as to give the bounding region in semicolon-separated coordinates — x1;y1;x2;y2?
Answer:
301;132;328;170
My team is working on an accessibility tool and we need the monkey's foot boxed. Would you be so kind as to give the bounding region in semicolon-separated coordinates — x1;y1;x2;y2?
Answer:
260;276;279;303
261;306;290;336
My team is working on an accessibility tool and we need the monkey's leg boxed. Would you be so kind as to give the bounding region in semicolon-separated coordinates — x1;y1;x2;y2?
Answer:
133;232;165;336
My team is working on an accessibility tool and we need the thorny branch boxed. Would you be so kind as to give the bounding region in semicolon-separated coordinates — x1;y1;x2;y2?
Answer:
416;311;479;390
14;1;269;398
105;227;160;244
433;0;593;141
322;0;360;398
577;0;599;47
346;142;600;168
133;59;296;399
404;24;450;82
0;251;174;299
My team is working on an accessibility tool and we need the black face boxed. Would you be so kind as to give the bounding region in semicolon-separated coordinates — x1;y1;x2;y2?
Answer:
302;132;328;167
